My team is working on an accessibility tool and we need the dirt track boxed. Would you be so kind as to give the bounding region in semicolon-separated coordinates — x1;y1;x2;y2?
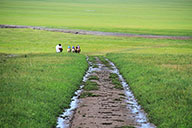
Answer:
71;58;136;128
68;57;156;128
0;24;191;40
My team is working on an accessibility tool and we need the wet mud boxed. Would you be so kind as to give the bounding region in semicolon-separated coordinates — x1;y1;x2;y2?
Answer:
0;24;191;40
56;57;156;128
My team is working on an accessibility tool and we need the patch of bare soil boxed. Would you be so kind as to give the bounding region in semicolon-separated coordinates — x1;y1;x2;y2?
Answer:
70;57;138;128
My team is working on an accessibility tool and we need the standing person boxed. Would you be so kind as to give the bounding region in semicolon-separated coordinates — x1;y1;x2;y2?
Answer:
56;44;63;53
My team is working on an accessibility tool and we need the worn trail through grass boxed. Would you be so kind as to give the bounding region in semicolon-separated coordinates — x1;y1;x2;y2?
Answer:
0;25;191;40
57;56;156;128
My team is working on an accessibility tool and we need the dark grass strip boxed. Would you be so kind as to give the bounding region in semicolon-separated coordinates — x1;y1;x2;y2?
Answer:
88;75;99;81
98;56;112;68
80;92;99;98
109;73;123;90
84;80;99;91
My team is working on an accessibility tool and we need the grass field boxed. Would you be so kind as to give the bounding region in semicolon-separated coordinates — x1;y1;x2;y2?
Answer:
0;0;192;36
1;28;192;55
0;0;192;127
107;53;192;128
0;28;192;127
0;53;88;128
0;29;88;128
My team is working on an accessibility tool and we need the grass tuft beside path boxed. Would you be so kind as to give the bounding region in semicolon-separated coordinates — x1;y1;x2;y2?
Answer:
109;73;123;90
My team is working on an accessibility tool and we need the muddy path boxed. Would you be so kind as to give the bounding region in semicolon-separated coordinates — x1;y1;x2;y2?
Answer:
0;24;191;40
56;57;156;128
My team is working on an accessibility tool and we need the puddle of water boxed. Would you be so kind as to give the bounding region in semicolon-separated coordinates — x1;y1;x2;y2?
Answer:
106;58;156;128
56;85;83;128
6;54;17;57
56;57;95;128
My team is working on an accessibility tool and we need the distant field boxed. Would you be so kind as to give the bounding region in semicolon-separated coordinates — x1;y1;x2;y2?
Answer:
0;28;192;55
0;28;192;128
0;0;192;36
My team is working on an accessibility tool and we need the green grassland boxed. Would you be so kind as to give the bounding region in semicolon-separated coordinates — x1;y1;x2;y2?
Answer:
0;28;192;127
0;0;192;127
107;53;192;128
0;0;192;36
0;53;88;127
1;28;192;55
0;30;88;127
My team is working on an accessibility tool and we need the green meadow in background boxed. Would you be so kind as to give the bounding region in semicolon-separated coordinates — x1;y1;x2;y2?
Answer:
0;0;192;36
